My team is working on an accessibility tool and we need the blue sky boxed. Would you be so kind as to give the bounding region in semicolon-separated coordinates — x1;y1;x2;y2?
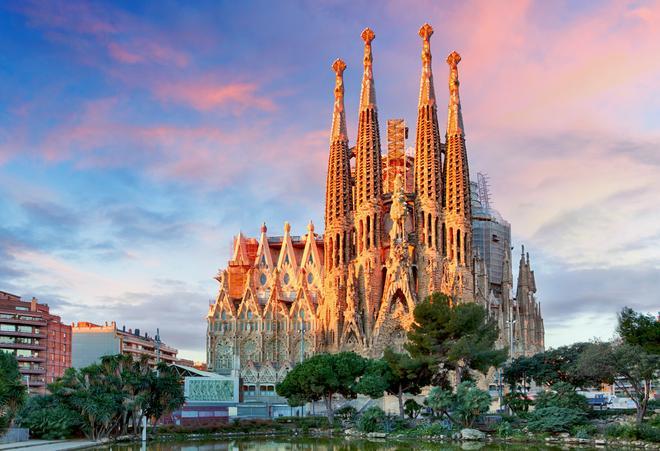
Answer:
1;0;659;361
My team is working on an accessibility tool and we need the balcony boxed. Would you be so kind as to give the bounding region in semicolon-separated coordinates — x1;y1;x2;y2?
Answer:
16;355;46;363
19;367;46;375
0;317;48;327
0;343;47;351
0;330;46;339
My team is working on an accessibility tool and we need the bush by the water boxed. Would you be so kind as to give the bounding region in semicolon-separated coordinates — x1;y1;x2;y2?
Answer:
571;424;598;439
356;407;386;433
398;421;454;437
159;418;284;435
534;383;589;413
335;405;357;422
527;407;587;433
17;397;81;440
605;420;660;443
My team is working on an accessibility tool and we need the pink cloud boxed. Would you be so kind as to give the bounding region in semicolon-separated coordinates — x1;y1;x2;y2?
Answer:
107;42;144;64
154;80;276;112
107;41;189;67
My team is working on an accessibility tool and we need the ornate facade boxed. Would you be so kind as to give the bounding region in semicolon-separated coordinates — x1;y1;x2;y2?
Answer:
207;25;544;383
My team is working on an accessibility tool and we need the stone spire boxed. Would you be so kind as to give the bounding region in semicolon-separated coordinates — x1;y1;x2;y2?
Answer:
414;23;443;300
443;50;471;227
324;59;353;271
446;51;464;135
355;27;382;214
414;23;443;246
359;28;377;110
330;59;348;143
442;50;473;301
353;27;383;342
418;23;436;107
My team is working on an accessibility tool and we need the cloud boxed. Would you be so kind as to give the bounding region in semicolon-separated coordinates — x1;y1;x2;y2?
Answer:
538;263;660;347
154;80;276;112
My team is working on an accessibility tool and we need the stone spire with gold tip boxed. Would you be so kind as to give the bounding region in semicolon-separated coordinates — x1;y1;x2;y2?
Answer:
353;27;384;344
442;50;473;302
322;58;354;352
414;23;444;300
324;58;353;272
354;27;383;252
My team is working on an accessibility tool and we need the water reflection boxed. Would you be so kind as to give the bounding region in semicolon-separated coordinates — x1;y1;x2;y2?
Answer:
91;437;578;451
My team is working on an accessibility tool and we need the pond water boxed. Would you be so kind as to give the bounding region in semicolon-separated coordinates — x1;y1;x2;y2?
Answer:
89;436;599;450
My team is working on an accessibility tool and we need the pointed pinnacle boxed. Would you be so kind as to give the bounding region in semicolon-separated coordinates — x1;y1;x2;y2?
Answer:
330;58;348;142
359;28;377;110
418;23;436;106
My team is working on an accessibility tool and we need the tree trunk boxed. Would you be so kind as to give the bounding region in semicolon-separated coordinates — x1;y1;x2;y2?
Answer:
324;395;334;424
397;386;405;419
455;365;463;385
636;380;650;425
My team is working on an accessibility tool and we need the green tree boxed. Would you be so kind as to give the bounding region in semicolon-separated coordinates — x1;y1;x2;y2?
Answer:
144;363;185;427
617;307;660;354
407;293;506;384
577;341;658;424
32;354;184;440
356;348;432;418
425;381;491;428
504;343;598;389
502;391;532;415
534;382;589;413
404;399;422;419
527;406;587;433
16;395;81;439
0;353;27;430
276;352;368;423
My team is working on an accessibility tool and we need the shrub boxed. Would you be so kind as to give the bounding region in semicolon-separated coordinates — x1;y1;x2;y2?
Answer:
504;391;533;415
335;405;357;422
571;424;597;439
496;420;514;438
356;407;386;433
605;422;660;443
404;399;423;419
639;423;660;443
402;421;453;437
534;383;589;413
527;407;587;433
17;397;81;439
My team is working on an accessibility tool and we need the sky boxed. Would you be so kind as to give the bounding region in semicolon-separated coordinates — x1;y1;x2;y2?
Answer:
1;0;659;362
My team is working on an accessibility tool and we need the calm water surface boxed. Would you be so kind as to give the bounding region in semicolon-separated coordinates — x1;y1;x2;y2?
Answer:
89;436;601;450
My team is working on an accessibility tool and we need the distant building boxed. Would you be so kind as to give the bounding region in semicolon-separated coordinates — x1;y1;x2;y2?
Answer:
471;176;512;298
0;291;72;393
72;321;178;369
470;174;544;358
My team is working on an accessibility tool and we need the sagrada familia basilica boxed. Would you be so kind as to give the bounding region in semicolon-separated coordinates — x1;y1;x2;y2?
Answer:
207;25;544;386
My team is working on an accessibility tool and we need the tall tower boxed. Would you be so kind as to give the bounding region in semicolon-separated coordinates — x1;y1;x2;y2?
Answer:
323;58;353;350
353;28;383;341
413;23;443;301
442;51;474;302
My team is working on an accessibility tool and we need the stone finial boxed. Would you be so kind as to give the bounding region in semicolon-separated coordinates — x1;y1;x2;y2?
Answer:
308;220;315;232
361;27;375;45
284;221;291;234
447;50;461;68
260;222;267;233
419;23;433;41
332;58;346;77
